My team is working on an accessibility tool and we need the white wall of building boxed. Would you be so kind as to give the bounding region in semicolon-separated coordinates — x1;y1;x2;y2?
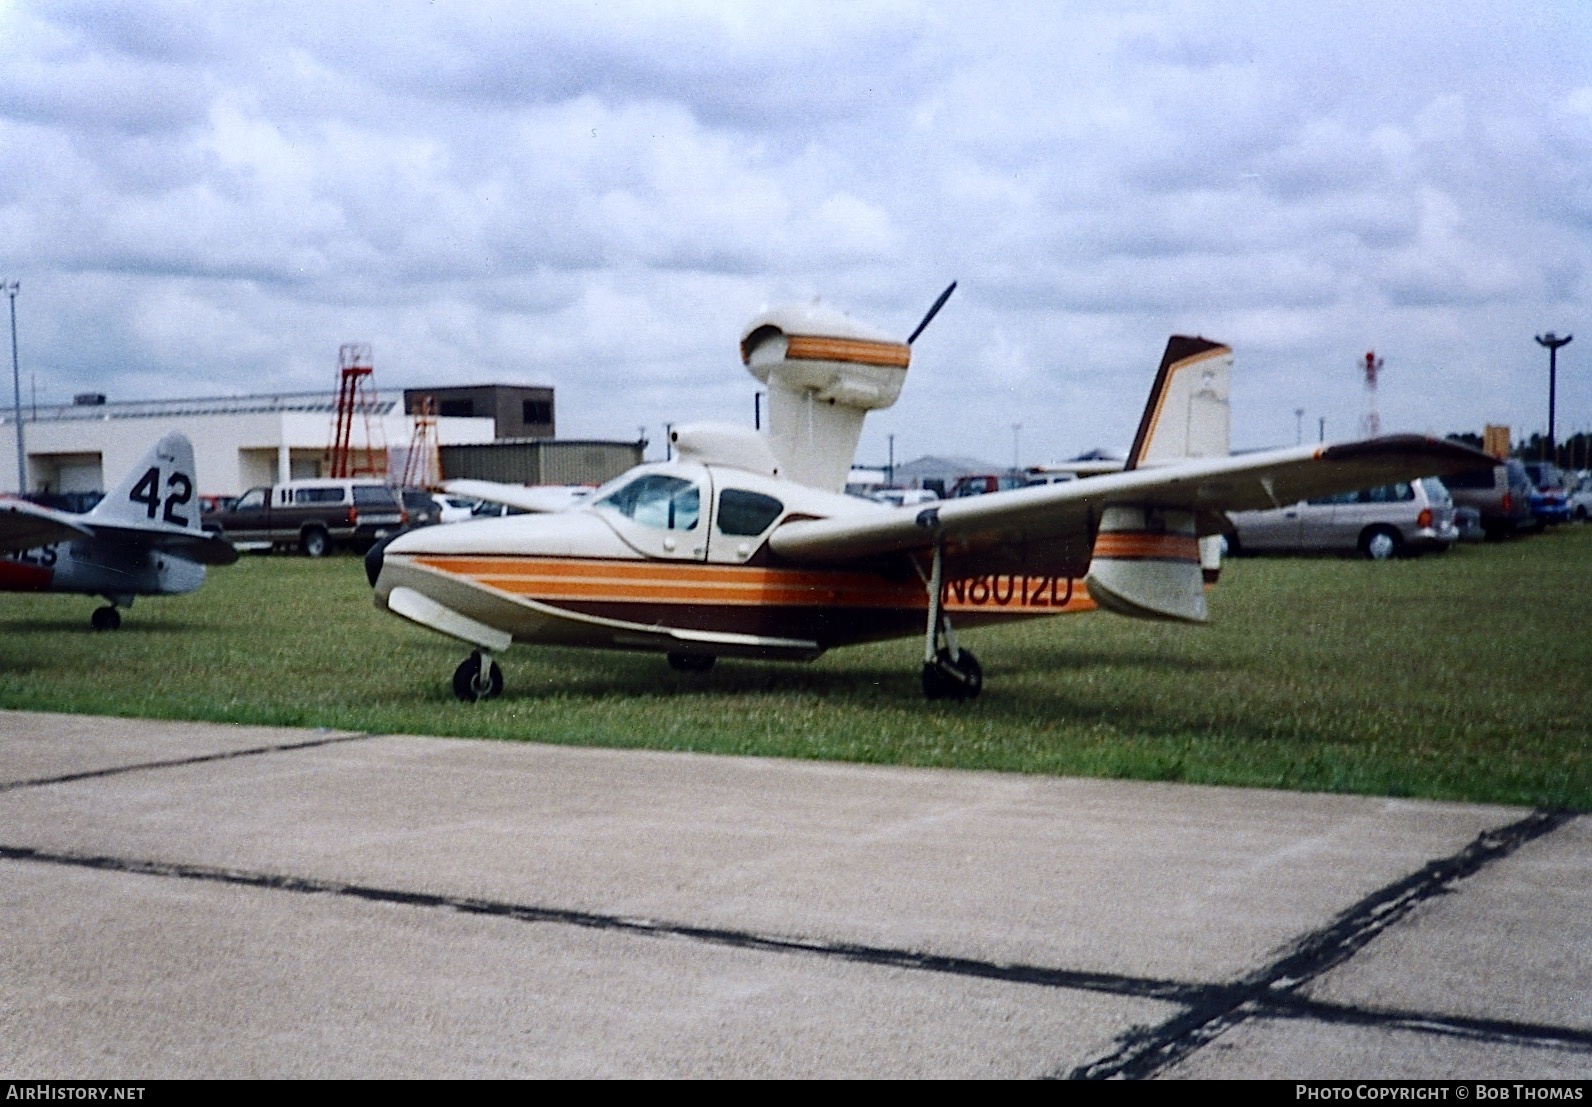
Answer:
0;411;495;496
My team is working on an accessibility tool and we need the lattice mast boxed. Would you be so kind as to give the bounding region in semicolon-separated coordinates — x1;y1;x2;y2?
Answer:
401;394;442;489
326;343;387;479
1361;349;1383;438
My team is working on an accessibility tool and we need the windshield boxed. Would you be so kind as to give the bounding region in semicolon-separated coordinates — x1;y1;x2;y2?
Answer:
594;473;700;531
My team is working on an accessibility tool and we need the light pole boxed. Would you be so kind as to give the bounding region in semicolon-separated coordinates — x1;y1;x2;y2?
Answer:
5;281;21;493
887;432;895;488
1294;408;1304;446
1011;422;1022;474
1535;332;1572;463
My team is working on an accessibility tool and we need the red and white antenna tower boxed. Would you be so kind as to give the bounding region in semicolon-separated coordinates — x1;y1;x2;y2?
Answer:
1361;349;1383;438
326;343;388;478
401;394;442;489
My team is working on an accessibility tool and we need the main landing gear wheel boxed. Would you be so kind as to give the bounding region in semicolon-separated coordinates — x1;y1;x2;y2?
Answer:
91;605;121;631
666;652;716;673
922;647;982;701
452;650;503;702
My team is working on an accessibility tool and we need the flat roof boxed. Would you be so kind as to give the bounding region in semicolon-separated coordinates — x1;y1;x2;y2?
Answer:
4;391;400;423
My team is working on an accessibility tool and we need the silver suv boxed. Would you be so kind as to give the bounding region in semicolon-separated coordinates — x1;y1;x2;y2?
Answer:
1227;477;1458;559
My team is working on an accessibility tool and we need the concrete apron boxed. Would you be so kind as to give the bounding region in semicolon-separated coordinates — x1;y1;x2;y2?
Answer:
0;709;1587;1079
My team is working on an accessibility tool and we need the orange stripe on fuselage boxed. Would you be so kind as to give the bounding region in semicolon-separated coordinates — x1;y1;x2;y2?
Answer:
1091;533;1200;561
782;335;911;368
407;555;1096;615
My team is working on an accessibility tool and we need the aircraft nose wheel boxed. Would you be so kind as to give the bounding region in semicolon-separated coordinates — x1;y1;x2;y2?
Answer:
921;647;982;701
91;605;122;631
452;650;504;702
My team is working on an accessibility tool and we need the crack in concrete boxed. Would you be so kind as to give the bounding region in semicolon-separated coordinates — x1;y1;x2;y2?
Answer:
1064;809;1581;1079
0;730;373;793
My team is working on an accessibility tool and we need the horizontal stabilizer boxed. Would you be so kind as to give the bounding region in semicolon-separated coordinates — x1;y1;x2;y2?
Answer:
0;498;91;552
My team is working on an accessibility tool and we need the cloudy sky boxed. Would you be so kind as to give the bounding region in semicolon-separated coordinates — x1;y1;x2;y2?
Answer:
2;0;1590;468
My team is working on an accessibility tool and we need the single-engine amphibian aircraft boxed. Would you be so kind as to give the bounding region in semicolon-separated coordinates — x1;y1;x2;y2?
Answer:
0;432;238;629
366;287;1490;702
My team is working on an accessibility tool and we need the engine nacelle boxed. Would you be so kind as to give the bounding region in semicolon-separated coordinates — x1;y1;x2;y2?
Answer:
740;303;910;491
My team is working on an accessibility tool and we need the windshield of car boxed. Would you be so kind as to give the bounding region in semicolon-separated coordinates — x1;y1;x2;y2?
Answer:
352;486;399;507
594;473;700;530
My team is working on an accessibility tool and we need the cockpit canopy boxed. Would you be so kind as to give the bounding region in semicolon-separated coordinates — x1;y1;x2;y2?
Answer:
589;464;789;552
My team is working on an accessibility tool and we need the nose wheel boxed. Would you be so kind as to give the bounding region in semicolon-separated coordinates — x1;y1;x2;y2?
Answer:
91;605;122;631
452;650;504;702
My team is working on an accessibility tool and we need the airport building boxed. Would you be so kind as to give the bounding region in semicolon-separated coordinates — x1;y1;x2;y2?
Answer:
0;385;643;498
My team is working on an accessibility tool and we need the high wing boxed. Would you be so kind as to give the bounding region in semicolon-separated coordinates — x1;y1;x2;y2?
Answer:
0;497;92;553
768;435;1495;580
442;479;592;514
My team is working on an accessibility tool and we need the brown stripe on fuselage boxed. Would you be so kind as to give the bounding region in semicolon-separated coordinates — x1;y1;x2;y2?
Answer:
405;555;1096;648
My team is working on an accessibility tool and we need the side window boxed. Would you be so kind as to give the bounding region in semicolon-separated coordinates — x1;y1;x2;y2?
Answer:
1361;483;1413;504
235;488;266;511
1307;490;1358;506
295;487;346;505
596;474;700;531
716;489;784;536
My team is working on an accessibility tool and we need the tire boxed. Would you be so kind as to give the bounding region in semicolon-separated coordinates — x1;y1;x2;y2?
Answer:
1360;527;1401;561
300;527;330;558
921;647;983;701
452;652;504;702
90;605;121;631
667;652;716;673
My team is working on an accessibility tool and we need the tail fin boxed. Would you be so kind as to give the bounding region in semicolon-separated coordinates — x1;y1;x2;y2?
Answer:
87;432;204;532
1085;336;1232;622
1125;336;1231;470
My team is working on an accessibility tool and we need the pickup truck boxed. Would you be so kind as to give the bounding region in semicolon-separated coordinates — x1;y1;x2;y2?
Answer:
207;478;407;556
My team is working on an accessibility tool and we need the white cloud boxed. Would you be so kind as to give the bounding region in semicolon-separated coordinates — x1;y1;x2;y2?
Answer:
1;0;1589;461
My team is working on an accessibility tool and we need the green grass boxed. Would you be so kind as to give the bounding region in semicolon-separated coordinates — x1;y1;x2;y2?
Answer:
2;525;1587;808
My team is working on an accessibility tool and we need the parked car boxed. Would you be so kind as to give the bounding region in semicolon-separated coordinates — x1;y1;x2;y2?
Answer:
1453;504;1484;542
208;478;407;556
949;473;1029;497
398;487;442;529
1227;477;1458;560
1521;462;1571;526
1443;459;1536;538
870;488;940;507
432;494;481;523
1567;471;1592;522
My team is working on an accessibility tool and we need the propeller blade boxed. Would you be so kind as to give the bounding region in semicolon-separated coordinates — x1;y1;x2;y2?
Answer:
906;281;957;345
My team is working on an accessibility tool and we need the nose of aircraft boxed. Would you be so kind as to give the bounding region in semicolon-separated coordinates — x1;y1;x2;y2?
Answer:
364;534;392;587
